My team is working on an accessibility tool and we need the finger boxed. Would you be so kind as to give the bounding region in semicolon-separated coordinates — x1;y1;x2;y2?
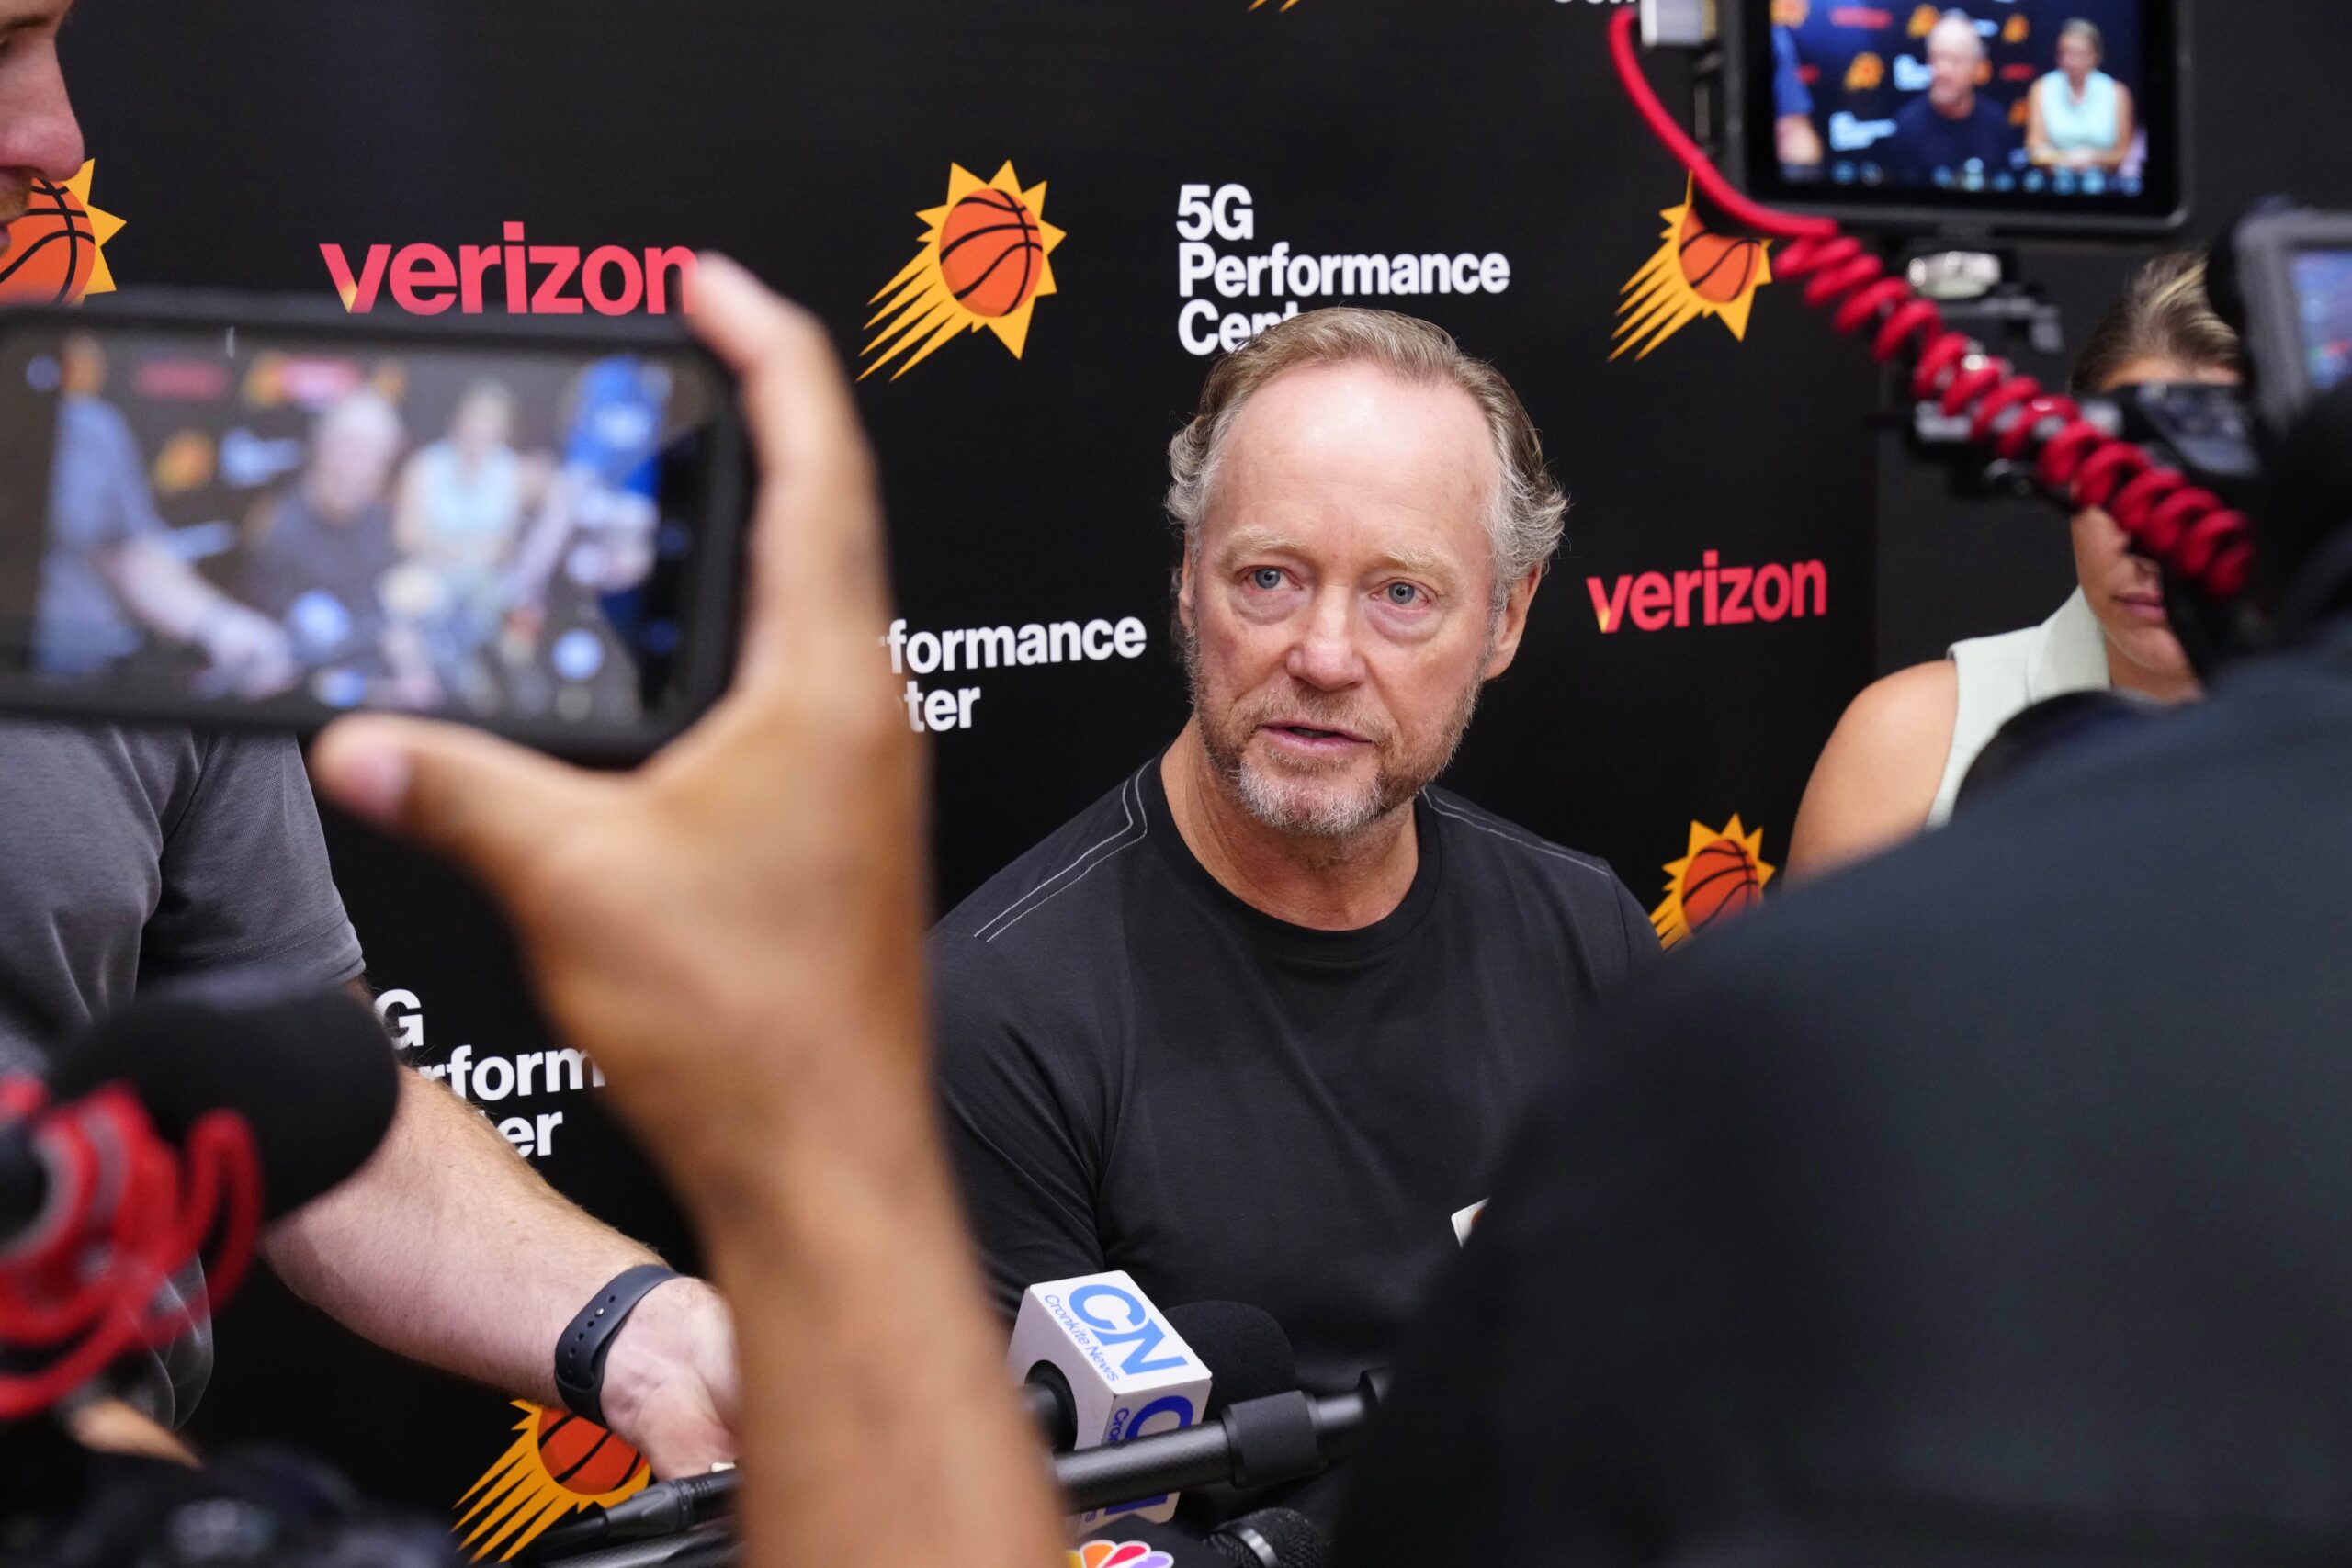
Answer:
684;253;891;684
311;714;612;896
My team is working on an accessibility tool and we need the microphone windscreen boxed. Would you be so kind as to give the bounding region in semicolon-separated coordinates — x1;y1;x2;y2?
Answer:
1167;1302;1297;1414
1212;1507;1329;1568
51;981;401;1219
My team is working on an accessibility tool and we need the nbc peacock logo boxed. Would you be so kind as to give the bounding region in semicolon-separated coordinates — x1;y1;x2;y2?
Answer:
454;1402;651;1561
861;161;1064;381
1613;180;1773;361
1069;1543;1177;1568
0;160;123;305
1649;817;1777;949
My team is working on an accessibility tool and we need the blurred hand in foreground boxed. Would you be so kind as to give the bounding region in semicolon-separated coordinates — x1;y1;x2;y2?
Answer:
311;254;1062;1568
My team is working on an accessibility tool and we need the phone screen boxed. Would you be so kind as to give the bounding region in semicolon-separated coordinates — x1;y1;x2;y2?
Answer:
1750;0;2181;226
0;321;729;736
2293;247;2352;398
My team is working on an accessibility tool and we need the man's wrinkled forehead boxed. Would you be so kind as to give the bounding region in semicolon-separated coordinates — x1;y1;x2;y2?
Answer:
1207;362;1495;528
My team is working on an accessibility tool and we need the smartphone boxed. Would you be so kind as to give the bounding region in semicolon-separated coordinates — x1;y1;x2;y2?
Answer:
0;290;747;760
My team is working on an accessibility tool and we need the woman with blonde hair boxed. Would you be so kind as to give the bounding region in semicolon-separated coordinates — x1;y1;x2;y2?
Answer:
1789;252;2241;876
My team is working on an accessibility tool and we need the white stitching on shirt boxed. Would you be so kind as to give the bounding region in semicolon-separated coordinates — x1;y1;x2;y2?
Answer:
1419;793;1614;881
974;764;1153;942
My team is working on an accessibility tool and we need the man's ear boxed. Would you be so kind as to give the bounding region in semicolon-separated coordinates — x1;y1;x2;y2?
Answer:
1481;568;1544;681
1173;539;1198;637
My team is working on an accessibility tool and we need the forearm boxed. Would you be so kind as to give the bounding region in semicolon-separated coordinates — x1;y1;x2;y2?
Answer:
705;1054;1063;1568
261;1066;659;1405
103;540;234;644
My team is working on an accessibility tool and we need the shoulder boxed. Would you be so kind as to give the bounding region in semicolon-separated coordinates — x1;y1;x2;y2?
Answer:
1829;660;1961;758
1789;660;1957;875
933;763;1157;954
1419;788;1622;891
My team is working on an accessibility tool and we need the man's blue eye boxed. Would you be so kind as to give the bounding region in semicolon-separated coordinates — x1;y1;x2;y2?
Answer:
1250;568;1283;591
1385;582;1420;606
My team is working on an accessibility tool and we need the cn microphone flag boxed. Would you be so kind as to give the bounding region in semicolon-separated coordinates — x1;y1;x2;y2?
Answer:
1010;1270;1213;1530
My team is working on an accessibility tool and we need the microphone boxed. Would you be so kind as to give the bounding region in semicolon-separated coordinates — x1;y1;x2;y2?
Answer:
526;1297;1307;1561
1025;1299;1296;1451
1008;1270;1213;1530
0;984;400;1419
48;982;401;1218
1054;1371;1389;1517
526;1298;1303;1561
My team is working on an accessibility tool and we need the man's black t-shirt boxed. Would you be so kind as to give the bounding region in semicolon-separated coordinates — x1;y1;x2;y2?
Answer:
1886;93;2016;186
932;756;1654;1523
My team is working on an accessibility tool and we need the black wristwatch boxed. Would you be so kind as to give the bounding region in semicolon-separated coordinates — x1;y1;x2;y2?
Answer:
553;1264;680;1427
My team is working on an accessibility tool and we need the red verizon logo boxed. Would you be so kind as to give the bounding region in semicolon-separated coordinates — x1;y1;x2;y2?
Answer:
321;222;695;315
1588;551;1827;634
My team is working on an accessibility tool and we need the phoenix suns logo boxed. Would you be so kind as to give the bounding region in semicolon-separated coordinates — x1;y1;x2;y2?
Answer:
0;161;123;305
455;1402;651;1561
1650;817;1777;948
1614;181;1772;360
862;161;1065;381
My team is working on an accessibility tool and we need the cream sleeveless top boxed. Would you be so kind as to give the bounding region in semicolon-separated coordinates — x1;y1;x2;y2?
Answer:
1927;589;2111;826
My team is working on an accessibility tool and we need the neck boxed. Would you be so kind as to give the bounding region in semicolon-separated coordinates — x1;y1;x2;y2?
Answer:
2107;643;2199;705
1160;721;1419;931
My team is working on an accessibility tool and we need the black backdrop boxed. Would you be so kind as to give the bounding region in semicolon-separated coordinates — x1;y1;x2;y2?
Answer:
30;0;2350;1540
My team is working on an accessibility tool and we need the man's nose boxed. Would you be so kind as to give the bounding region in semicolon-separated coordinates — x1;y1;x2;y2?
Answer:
0;50;86;186
1284;589;1368;691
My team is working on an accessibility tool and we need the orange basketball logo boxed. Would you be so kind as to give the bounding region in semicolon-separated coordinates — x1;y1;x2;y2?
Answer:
0;161;123;305
1614;180;1774;360
862;160;1066;381
1771;0;1812;24
937;187;1046;320
1845;51;1885;92
1650;817;1778;948
455;1401;652;1561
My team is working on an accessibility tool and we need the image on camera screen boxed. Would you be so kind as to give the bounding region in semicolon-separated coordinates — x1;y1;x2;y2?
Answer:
2295;249;2352;397
1764;1;2164;210
18;332;701;725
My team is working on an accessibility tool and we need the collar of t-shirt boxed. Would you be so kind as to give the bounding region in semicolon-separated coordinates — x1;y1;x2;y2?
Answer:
1139;754;1445;968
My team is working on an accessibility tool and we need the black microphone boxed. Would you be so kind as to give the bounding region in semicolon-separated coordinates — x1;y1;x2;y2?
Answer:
42;982;402;1220
526;1301;1304;1562
0;983;401;1421
1054;1371;1389;1517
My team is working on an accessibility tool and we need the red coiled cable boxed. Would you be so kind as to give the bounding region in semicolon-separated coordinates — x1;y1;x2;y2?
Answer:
1605;9;2255;600
0;1078;262;1419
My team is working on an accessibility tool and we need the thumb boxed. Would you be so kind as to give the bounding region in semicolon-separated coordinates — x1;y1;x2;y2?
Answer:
311;715;612;893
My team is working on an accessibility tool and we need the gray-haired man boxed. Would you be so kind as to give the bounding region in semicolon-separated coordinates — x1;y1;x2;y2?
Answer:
931;308;1657;1530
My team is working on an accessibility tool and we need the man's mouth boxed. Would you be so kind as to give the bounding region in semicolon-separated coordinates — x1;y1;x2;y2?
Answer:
1264;720;1368;747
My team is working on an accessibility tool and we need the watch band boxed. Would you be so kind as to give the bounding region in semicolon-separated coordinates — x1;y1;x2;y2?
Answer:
553;1264;679;1427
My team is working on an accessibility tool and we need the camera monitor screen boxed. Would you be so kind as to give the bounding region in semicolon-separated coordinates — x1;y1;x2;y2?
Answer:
2294;249;2352;397
0;322;729;736
1751;0;2182;224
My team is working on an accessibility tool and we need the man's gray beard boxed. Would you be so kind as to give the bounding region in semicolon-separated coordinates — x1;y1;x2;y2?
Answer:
1180;615;1486;843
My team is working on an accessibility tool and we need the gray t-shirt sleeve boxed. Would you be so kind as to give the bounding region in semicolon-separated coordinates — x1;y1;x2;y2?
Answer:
139;729;366;989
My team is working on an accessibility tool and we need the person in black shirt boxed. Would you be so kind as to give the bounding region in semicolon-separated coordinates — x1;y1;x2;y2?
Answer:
1333;394;2352;1564
933;308;1655;1531
233;389;405;684
1885;10;2016;188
